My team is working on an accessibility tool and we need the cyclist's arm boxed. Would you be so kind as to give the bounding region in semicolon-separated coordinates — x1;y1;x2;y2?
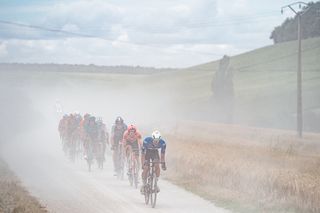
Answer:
137;132;142;149
160;142;166;163
141;142;146;166
122;131;128;149
141;153;145;167
160;153;165;163
106;131;109;145
110;128;115;147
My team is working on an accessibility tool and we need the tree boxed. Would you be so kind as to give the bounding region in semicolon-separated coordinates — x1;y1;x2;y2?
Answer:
270;1;320;43
211;55;234;123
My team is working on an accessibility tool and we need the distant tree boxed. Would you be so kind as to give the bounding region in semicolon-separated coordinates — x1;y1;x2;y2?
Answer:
211;55;234;123
270;1;320;43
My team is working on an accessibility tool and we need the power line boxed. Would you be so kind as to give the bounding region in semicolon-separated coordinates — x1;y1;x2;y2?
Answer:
25;12;280;35
0;9;284;57
236;43;320;71
184;42;320;72
0;19;222;56
0;13;281;37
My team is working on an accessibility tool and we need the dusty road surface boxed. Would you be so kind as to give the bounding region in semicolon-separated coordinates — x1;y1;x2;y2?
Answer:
1;121;231;213
0;72;231;213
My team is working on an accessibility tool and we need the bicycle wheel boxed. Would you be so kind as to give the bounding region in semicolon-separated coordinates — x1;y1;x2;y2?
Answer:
144;183;150;205
87;143;93;172
150;174;158;208
87;159;92;172
117;144;125;180
97;143;104;169
133;158;139;189
69;137;76;162
128;154;133;186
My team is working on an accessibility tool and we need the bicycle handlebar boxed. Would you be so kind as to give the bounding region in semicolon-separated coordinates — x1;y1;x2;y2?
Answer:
145;160;165;165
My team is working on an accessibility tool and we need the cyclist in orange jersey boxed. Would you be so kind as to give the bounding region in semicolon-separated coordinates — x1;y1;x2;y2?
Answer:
123;125;142;178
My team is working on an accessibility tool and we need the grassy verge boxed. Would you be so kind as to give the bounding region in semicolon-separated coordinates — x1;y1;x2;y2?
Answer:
163;121;320;213
0;159;47;213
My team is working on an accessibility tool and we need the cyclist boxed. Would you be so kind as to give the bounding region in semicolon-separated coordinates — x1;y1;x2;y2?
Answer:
122;125;142;177
97;117;108;161
74;111;82;127
84;116;98;160
58;114;68;140
80;113;90;140
140;130;167;194
73;111;82;146
111;116;127;174
66;113;78;144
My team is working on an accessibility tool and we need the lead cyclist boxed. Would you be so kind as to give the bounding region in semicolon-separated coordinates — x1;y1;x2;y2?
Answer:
140;130;167;194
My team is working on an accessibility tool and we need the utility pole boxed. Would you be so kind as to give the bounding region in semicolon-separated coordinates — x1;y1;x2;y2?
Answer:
281;2;310;138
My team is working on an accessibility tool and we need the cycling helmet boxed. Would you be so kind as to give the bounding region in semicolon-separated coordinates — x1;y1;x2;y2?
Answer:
115;116;124;124
97;117;103;125
127;124;137;132
152;130;161;140
89;116;96;122
84;113;90;119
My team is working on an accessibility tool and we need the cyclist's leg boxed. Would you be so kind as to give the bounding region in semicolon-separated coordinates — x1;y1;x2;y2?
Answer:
127;143;133;175
140;151;150;194
154;150;161;177
112;144;119;171
125;142;131;159
152;150;161;193
102;142;106;160
125;143;131;166
141;150;150;184
132;141;140;169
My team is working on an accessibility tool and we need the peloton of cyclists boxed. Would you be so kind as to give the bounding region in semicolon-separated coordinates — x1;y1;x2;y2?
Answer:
58;114;168;196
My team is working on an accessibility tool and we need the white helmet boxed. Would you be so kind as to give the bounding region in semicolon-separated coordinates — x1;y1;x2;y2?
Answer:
152;130;161;140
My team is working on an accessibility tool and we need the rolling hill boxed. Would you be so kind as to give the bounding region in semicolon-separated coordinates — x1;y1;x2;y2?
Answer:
153;37;320;132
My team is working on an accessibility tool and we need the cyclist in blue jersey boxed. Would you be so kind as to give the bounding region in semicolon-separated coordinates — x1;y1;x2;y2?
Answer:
140;130;167;194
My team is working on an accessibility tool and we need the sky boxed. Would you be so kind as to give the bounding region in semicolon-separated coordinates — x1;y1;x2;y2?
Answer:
0;0;304;68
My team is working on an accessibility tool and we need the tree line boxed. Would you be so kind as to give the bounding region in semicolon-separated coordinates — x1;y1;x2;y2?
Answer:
270;1;320;43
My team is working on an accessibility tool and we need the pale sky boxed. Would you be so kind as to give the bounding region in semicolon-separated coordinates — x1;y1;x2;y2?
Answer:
0;0;304;68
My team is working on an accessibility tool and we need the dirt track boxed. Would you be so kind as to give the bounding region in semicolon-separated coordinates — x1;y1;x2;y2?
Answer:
1;121;230;213
0;71;233;212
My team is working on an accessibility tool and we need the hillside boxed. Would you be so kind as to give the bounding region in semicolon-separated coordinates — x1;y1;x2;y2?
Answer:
0;37;319;131
153;37;320;131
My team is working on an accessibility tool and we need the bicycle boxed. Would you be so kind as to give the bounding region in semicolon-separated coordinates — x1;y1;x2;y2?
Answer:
84;137;94;172
116;141;125;180
144;160;165;208
127;146;139;188
95;142;105;169
69;129;80;162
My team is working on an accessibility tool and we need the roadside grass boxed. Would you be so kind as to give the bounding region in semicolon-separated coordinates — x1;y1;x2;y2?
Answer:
163;121;320;213
0;159;47;213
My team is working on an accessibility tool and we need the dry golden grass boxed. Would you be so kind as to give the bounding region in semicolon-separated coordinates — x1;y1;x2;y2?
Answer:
163;121;320;213
0;159;47;213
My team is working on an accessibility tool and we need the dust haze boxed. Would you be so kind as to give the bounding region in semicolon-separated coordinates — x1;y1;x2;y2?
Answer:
0;69;235;213
0;55;319;213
